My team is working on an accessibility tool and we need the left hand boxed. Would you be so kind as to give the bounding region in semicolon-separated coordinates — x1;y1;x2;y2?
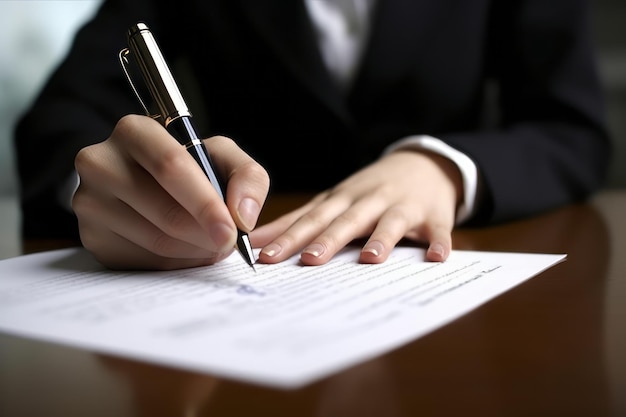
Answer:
250;150;463;265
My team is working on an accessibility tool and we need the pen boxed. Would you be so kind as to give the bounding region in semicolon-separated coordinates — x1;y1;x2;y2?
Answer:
119;22;256;271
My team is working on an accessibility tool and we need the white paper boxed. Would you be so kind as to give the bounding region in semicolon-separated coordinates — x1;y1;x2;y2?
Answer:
0;247;565;388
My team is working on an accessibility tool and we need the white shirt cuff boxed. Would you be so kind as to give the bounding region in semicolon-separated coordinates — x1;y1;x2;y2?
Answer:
382;135;479;224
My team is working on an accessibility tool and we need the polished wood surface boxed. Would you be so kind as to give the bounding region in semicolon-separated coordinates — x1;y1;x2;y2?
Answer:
2;190;625;417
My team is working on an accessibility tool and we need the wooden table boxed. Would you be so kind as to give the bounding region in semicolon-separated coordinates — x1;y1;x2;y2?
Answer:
1;190;625;417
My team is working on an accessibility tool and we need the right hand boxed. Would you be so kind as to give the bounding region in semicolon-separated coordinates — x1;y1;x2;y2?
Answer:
72;115;270;270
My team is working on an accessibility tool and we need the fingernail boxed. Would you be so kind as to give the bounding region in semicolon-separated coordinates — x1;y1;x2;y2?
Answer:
428;243;445;257
237;197;260;231
302;243;325;258
210;222;236;250
261;242;283;257
362;241;384;257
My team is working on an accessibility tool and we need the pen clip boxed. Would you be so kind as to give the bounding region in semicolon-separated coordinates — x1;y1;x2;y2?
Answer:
118;48;161;121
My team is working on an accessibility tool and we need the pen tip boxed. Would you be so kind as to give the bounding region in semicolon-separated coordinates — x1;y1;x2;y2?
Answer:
237;232;257;273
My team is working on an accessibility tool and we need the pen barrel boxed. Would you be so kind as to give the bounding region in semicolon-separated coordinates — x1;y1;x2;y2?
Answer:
167;117;226;201
127;23;191;124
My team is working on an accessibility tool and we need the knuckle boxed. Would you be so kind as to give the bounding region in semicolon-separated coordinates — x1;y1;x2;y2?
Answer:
196;197;225;227
115;114;143;135
272;232;298;250
299;210;328;229
150;231;179;257
206;135;237;152
75;144;114;187
241;160;270;189
74;147;91;170
384;206;412;226
161;204;191;235
71;189;98;219
74;145;100;177
316;235;339;252
334;210;359;228
153;146;193;180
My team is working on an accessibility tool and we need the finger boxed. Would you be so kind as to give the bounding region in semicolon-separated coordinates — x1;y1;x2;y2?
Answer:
256;193;353;263
359;205;415;264
79;224;229;271
423;221;453;262
298;197;388;266
402;211;454;262
74;185;229;262
249;211;302;247
203;136;270;232
249;195;324;247
116;115;237;250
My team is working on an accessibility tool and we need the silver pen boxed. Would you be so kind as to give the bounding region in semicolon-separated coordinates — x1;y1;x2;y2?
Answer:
119;22;256;271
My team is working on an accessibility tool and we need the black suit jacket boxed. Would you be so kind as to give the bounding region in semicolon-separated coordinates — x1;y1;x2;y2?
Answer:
15;0;610;240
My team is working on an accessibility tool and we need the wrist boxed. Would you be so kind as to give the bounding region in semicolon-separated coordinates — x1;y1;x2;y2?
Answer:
382;135;479;224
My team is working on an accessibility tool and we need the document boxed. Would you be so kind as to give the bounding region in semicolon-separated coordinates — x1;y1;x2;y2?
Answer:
0;247;564;388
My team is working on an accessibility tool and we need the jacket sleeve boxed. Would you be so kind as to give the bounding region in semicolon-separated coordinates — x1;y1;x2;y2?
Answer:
441;0;611;224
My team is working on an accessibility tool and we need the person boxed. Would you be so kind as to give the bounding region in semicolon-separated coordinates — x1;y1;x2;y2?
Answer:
14;0;610;270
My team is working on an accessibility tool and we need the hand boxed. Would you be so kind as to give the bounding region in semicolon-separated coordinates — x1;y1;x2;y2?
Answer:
251;150;463;265
72;115;269;270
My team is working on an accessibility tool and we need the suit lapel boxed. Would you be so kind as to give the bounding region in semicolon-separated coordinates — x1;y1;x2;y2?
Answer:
349;0;455;106
236;0;455;127
237;0;351;124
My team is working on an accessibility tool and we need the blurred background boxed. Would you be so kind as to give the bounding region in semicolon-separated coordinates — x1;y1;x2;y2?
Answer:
0;0;102;259
0;0;625;260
